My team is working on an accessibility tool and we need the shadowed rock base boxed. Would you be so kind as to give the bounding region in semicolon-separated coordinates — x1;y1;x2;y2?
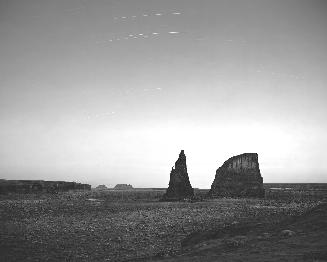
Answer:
162;150;194;201
208;153;264;198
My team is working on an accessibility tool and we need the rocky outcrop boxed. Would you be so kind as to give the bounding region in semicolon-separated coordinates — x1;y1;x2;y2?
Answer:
96;185;108;190
162;150;194;201
0;180;91;194
114;184;133;190
208;153;264;198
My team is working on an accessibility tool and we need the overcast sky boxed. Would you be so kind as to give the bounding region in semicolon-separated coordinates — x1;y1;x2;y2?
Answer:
1;0;326;188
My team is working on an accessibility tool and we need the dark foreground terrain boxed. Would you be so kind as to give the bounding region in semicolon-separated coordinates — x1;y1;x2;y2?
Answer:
0;184;326;261
151;202;327;262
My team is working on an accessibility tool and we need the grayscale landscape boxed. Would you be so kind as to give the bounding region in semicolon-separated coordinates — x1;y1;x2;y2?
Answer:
1;0;326;261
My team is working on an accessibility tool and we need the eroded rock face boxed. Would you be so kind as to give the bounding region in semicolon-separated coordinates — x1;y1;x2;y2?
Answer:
162;150;194;201
208;153;264;198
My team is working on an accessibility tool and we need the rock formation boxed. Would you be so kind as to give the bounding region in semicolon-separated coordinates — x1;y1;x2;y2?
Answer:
0;180;91;194
162;150;194;201
113;184;133;190
208;153;264;198
96;184;108;190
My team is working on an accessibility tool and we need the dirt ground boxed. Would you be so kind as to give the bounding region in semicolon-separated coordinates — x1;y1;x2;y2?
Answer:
0;186;326;261
149;203;327;262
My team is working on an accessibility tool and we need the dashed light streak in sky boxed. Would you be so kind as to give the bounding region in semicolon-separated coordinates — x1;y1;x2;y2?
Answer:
113;11;181;22
96;31;179;45
86;111;116;120
95;10;182;45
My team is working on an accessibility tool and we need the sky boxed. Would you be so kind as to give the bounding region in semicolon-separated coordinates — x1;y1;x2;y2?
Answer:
0;0;327;188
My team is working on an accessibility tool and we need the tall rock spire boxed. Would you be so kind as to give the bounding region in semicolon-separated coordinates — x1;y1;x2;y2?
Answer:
162;150;194;201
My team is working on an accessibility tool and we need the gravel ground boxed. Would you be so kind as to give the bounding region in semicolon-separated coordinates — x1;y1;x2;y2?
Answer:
0;190;323;261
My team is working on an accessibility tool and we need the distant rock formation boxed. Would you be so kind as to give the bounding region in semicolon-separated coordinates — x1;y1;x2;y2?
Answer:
0;180;91;194
208;153;264;198
114;184;133;190
96;184;108;190
162;150;194;201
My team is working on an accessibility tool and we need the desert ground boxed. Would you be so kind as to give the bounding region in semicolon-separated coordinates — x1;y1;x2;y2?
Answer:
0;184;326;262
